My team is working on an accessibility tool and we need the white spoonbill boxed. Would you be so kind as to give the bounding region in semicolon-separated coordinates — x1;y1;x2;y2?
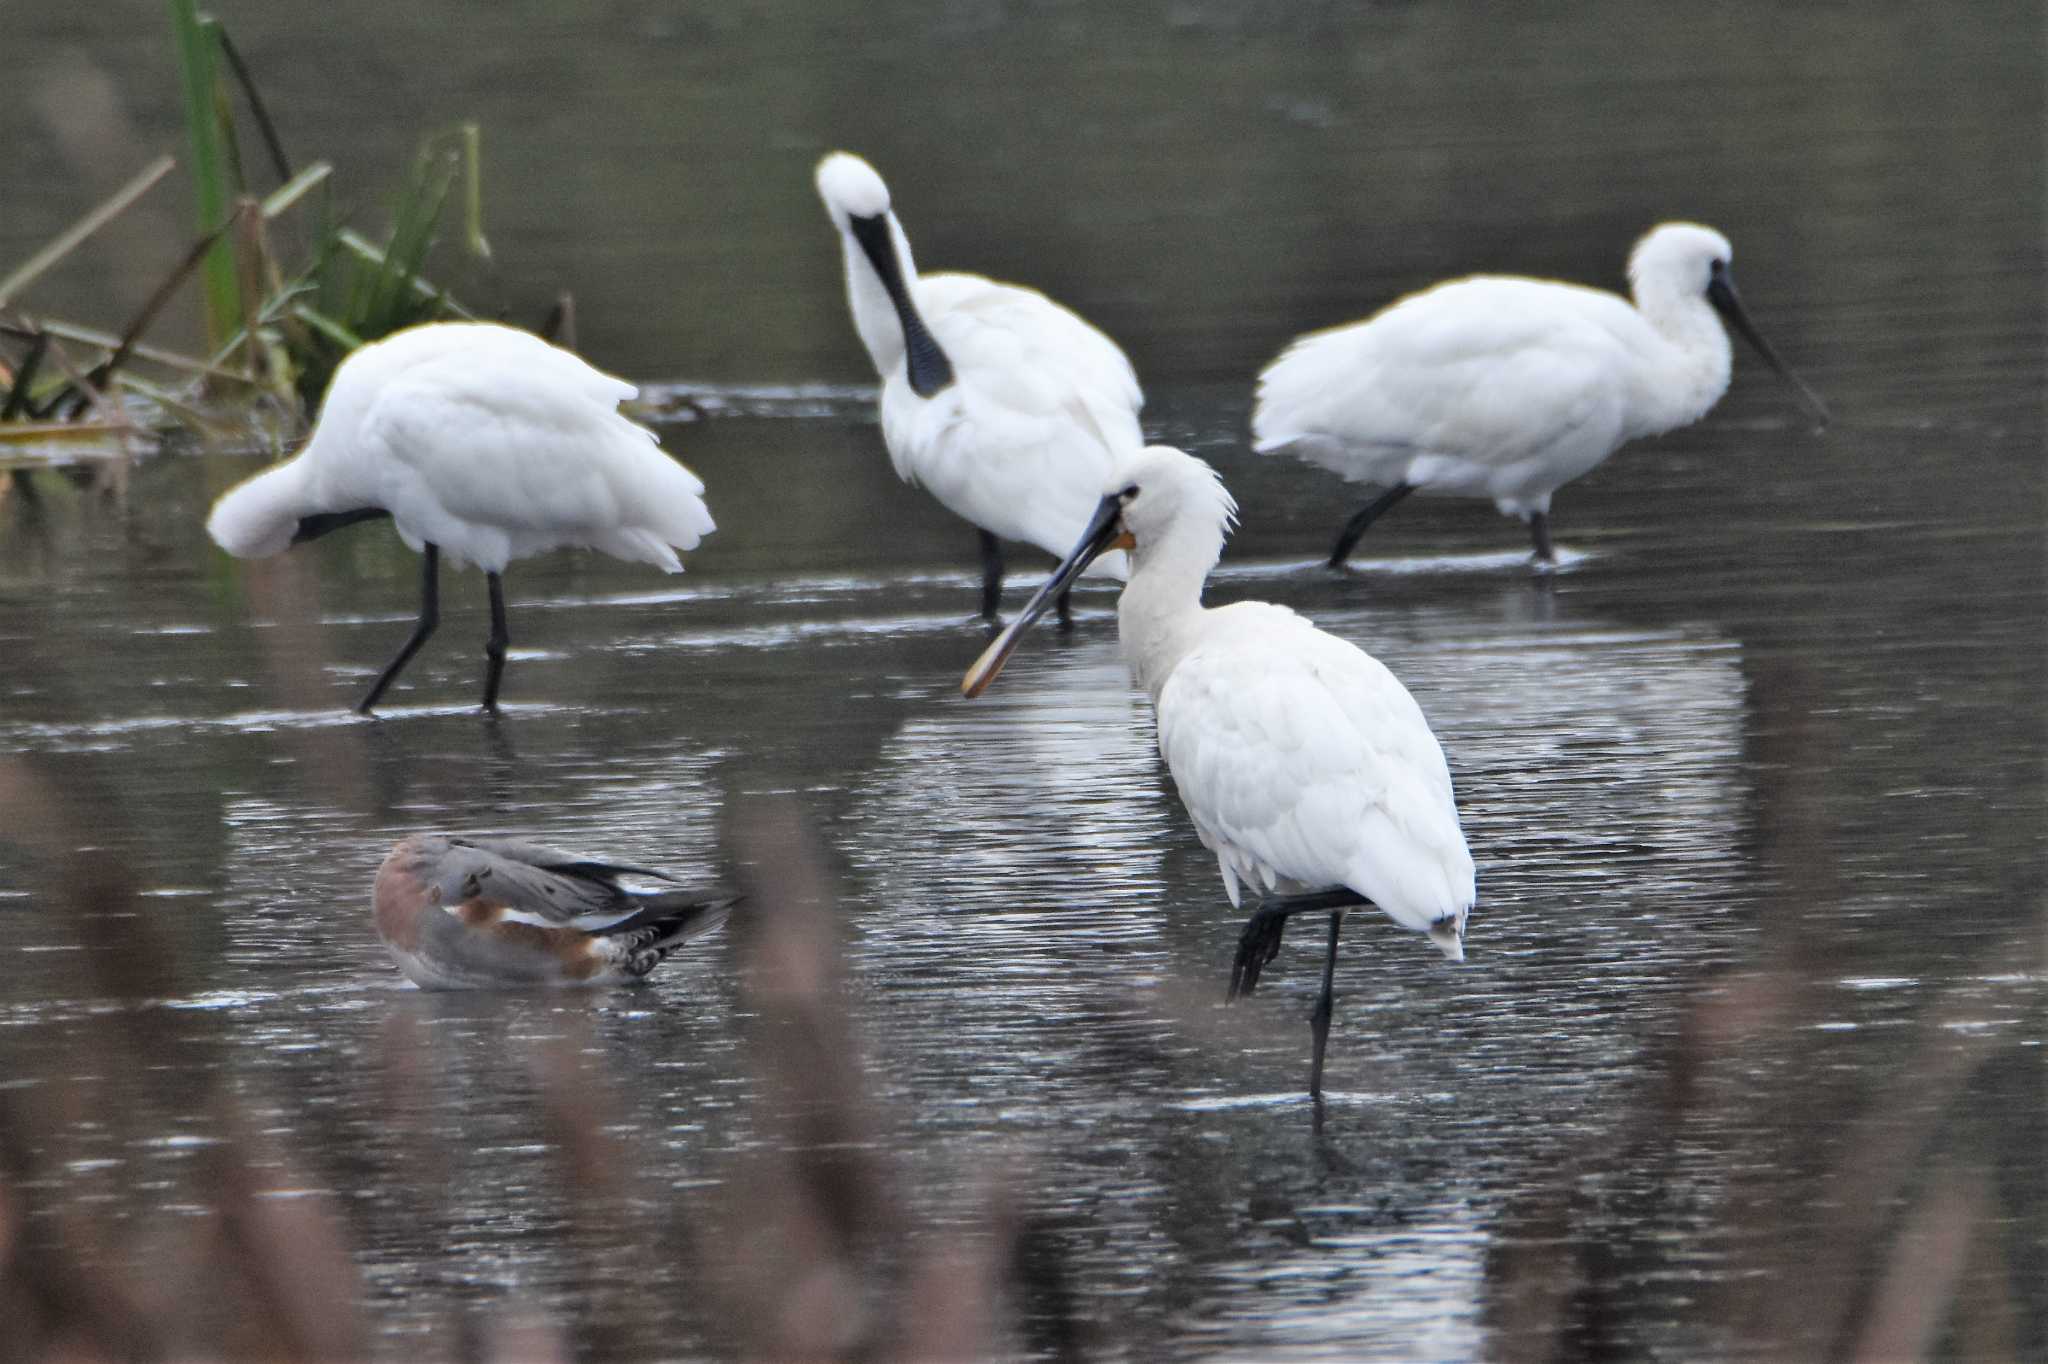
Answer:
206;321;715;713
815;150;1141;623
963;445;1473;1101
1251;222;1830;567
373;834;738;989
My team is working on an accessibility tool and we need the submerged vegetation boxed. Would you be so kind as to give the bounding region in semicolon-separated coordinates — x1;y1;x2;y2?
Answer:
0;2;499;464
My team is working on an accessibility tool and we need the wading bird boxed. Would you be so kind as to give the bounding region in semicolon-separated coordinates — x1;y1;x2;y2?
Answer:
206;321;714;713
1252;222;1830;567
372;834;737;989
963;446;1473;1102
815;150;1141;624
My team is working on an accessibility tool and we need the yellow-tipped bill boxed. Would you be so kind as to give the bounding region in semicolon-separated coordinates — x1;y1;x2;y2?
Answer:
962;494;1129;698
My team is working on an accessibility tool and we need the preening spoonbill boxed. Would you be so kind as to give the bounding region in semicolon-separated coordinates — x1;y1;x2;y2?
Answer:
1252;222;1830;567
963;445;1473;1101
814;150;1141;623
372;834;738;989
206;321;715;713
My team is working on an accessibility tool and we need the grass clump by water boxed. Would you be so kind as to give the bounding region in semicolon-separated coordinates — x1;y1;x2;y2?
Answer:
1;5;499;457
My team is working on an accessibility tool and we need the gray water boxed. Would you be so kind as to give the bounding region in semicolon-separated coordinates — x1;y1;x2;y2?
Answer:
3;3;2043;1360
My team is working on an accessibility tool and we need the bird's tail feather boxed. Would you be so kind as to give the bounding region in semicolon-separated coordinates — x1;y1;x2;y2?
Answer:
1425;912;1466;963
598;890;740;953
641;453;717;551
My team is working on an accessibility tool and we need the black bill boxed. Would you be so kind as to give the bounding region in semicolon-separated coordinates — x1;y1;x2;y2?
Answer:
847;211;955;399
292;506;391;545
962;493;1128;698
1707;260;1831;430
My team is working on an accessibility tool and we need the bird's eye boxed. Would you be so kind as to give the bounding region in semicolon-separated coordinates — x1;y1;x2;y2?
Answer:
1121;484;1140;501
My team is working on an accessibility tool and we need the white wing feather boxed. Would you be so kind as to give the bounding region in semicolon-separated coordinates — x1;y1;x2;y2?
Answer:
1156;604;1473;932
881;272;1142;573
1252;277;1644;505
313;324;713;572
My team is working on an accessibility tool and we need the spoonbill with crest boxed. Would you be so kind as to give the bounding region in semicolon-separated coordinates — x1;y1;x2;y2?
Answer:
815;150;1141;623
963;445;1473;1103
1251;222;1830;567
206;321;715;713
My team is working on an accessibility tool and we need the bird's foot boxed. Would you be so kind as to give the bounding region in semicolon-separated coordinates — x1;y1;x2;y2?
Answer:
1228;907;1288;1000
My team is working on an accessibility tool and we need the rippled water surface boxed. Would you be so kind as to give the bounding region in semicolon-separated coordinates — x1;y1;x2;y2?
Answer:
4;3;2043;1359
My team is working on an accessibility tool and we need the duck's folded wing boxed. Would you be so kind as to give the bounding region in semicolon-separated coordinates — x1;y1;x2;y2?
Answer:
451;836;681;885
438;838;650;927
590;888;741;943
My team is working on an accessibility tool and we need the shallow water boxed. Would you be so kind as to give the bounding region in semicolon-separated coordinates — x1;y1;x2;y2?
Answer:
4;2;2044;1359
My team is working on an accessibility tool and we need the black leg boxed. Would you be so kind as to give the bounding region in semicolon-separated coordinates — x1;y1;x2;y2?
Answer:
1307;912;1343;1101
1230;905;1289;1000
359;544;440;714
1228;886;1367;1000
1055;583;1075;631
481;571;510;713
1529;510;1556;564
978;530;1004;622
1328;482;1415;568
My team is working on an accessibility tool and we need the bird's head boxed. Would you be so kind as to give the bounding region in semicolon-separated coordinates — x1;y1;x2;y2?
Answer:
1628;221;1734;300
961;446;1235;699
1107;445;1239;558
1631;222;1830;430
814;151;893;233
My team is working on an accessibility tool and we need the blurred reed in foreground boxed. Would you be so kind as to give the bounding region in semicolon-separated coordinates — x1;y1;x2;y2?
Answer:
0;767;1073;1362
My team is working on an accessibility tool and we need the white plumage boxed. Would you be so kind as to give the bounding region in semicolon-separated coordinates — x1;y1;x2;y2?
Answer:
1252;222;1828;566
815;150;1141;620
963;445;1472;1098
209;322;711;571
1157;607;1473;942
207;321;714;712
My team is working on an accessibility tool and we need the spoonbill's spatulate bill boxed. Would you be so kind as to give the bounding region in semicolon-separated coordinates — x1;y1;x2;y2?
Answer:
815;150;1142;624
1251;222;1830;567
372;834;738;989
206;321;715;713
963;446;1474;1102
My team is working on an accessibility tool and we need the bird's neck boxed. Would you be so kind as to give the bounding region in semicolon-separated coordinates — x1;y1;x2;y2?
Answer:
842;230;906;377
1117;526;1223;701
841;214;954;397
1630;283;1735;434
